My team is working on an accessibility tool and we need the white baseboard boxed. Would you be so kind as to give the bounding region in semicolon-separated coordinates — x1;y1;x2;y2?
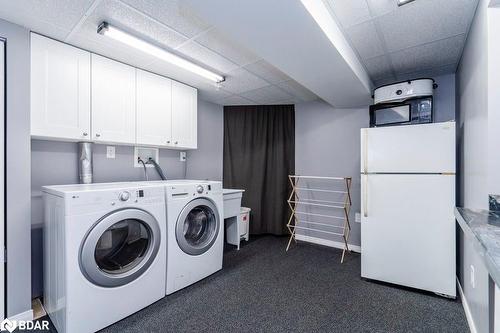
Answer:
457;277;477;333
8;309;34;322
295;234;361;253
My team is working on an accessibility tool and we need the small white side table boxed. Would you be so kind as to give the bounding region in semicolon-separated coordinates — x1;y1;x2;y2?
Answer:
223;189;245;250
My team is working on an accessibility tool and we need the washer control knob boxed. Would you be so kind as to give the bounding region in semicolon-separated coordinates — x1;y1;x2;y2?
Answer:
119;191;130;201
196;185;204;194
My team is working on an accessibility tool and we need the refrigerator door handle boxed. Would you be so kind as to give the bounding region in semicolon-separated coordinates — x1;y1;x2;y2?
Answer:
363;129;368;173
363;174;368;218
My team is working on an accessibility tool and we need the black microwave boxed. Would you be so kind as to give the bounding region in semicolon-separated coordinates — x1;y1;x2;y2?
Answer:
369;96;433;127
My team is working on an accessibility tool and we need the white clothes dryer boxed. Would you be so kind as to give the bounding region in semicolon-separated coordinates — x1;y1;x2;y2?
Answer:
159;180;224;295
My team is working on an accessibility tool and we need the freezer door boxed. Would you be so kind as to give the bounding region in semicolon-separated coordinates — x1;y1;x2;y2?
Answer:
361;122;455;173
361;174;456;297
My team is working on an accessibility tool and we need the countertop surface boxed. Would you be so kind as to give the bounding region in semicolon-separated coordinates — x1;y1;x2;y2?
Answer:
455;207;500;286
223;188;245;195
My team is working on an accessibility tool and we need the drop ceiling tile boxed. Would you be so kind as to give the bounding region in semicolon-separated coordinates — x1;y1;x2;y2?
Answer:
244;60;291;84
366;0;398;17
198;86;232;104
177;41;239;74
345;20;385;60
277;80;318;102
68;0;188;51
390;34;465;74
377;0;478;52
326;0;371;28
396;63;457;81
120;0;211;38
219;68;269;94
240;85;293;104
364;55;393;80
0;0;93;38
217;95;255;106
195;29;260;66
373;75;397;88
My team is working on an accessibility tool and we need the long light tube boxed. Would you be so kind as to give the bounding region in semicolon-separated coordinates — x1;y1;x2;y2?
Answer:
97;22;225;83
397;0;416;6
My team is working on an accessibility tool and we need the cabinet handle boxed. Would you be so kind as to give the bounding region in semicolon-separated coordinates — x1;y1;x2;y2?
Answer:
175;141;178;144
95;134;101;138
167;140;171;144
83;132;88;136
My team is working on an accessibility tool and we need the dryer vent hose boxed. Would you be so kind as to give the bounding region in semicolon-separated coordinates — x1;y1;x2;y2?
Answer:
148;157;167;180
78;142;93;184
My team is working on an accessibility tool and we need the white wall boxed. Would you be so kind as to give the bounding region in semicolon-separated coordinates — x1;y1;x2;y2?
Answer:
457;0;489;210
456;0;491;332
186;99;224;181
487;6;500;197
0;18;32;319
295;101;367;247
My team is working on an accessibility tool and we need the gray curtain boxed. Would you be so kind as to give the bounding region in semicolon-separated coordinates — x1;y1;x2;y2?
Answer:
223;105;295;236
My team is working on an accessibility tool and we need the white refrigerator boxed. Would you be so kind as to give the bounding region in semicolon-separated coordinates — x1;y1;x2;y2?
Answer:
360;122;456;297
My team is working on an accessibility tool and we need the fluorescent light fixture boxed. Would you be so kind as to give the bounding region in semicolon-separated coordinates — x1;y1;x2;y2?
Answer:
97;22;225;83
397;0;416;6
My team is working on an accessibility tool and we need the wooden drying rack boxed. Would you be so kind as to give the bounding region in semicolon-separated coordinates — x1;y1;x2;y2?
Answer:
286;175;352;263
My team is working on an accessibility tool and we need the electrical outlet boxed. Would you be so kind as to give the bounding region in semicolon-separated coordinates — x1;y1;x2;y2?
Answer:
470;265;475;289
180;151;186;162
134;147;159;168
106;146;115;159
355;213;361;223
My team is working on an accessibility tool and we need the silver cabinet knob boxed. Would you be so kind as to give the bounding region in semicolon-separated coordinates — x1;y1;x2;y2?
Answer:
83;132;88;136
175;141;178;144
167;140;171;144
95;133;101;138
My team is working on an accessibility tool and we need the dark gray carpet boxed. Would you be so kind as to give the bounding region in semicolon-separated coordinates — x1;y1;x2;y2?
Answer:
39;236;469;332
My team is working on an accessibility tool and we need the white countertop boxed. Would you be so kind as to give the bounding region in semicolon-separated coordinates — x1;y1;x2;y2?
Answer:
223;188;245;195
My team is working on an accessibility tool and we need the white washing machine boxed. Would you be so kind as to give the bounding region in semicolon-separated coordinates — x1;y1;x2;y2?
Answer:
42;182;167;333
160;180;224;295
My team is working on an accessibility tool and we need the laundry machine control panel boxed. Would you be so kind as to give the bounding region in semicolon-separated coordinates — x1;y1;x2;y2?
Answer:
63;186;165;215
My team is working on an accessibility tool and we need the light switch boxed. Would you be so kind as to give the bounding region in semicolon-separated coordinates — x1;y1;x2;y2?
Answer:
106;146;115;159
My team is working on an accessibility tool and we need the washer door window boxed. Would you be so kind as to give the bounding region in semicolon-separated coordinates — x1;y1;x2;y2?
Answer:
80;208;161;287
176;198;220;255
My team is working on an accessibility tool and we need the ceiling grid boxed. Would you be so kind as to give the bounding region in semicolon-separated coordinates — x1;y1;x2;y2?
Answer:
0;0;479;104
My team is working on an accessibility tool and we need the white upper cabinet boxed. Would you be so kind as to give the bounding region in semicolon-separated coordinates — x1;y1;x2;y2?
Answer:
172;81;197;149
91;54;136;144
31;36;198;149
136;69;172;147
31;34;91;141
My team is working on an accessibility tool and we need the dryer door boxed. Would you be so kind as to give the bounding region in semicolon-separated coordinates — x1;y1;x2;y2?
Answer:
176;198;220;255
80;208;161;287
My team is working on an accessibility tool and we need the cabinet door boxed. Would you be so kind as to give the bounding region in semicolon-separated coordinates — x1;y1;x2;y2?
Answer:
92;54;136;144
171;81;197;149
136;69;172;147
31;34;91;140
